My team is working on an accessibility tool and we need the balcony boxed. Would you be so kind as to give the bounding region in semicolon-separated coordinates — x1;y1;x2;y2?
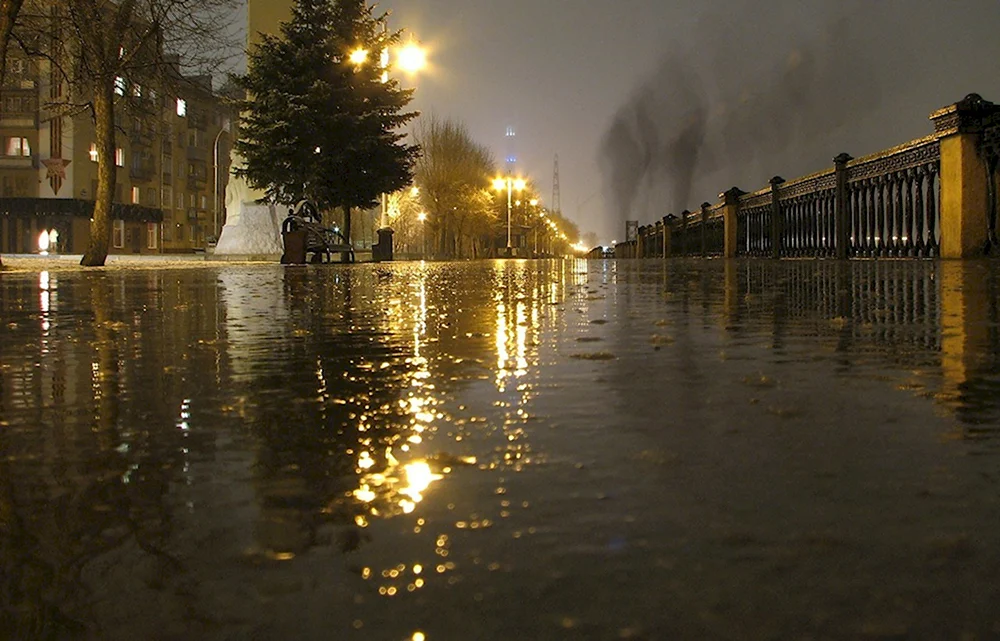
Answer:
0;115;37;128
0;155;36;169
130;163;155;181
186;146;208;162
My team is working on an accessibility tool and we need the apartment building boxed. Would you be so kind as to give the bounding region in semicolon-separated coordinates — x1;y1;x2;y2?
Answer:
0;44;230;255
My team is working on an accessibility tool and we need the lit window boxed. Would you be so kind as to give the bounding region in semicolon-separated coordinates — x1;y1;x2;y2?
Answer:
200;195;207;209
89;143;98;162
176;98;187;117
132;186;140;204
5;137;30;156
115;76;126;96
115;148;124;167
147;223;158;249
113;220;125;248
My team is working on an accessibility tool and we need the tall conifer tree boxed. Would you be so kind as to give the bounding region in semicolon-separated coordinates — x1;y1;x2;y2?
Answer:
235;0;419;245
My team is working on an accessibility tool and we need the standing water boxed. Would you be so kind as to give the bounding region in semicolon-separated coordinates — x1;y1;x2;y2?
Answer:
1;259;998;640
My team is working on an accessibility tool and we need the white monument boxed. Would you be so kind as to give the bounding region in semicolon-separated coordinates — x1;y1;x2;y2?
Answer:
213;1;292;258
213;156;284;256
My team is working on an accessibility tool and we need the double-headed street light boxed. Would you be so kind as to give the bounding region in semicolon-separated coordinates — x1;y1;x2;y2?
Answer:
493;175;526;255
350;32;428;232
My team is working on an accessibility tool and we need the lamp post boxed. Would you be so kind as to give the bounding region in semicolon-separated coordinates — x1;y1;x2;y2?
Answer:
493;175;526;257
529;198;539;256
417;210;427;260
362;36;426;232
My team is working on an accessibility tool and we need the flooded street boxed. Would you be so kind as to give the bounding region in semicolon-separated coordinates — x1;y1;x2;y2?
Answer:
1;258;999;640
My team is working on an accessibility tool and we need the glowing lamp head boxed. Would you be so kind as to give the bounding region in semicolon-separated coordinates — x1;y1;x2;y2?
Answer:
530;199;539;207
417;211;428;222
397;42;427;74
513;178;527;192
492;177;507;191
349;48;369;65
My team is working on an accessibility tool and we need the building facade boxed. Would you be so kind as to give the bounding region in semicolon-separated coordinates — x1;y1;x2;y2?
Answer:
0;36;230;255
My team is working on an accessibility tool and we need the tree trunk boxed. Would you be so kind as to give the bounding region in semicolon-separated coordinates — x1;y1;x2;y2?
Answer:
0;0;25;268
81;83;116;267
342;203;353;263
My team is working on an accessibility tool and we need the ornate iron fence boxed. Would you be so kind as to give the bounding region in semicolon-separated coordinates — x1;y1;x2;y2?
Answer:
615;95;998;261
845;137;941;257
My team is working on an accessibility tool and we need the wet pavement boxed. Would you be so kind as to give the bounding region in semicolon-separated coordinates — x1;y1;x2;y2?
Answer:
1;258;999;641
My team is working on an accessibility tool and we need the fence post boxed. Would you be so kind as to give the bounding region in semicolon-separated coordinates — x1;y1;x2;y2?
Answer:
662;215;673;258
769;176;785;259
722;187;745;258
931;94;1000;258
700;203;711;257
636;225;645;258
834;153;854;260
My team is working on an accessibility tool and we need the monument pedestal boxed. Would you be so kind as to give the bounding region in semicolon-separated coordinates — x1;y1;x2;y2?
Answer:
215;202;284;257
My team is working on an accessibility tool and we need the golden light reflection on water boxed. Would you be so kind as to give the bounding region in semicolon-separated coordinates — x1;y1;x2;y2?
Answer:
348;267;450;524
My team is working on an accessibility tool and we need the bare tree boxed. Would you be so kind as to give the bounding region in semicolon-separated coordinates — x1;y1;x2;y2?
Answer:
414;116;496;259
14;0;240;266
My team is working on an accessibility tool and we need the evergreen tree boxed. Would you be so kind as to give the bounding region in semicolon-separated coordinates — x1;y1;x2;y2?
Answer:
235;0;419;247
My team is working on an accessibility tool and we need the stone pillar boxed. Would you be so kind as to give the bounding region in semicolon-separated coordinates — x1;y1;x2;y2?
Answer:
700;203;711;257
769;176;785;259
931;94;1000;258
722;187;745;259
662;215;672;258
681;210;691;256
834;153;853;260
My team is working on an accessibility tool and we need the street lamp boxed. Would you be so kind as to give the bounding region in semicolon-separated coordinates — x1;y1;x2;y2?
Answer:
397;40;427;75
417;211;428;260
529;199;539;256
493;175;526;256
375;39;427;232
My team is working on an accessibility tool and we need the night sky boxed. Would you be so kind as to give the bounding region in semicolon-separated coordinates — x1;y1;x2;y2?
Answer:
241;0;1000;245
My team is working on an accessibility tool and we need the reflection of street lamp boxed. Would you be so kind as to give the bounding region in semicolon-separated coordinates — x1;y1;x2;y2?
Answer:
493;175;526;255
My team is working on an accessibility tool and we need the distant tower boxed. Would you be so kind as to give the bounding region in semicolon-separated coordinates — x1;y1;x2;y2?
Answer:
551;154;562;215
504;125;517;174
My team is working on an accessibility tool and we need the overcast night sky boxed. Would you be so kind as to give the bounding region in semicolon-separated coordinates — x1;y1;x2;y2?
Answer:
240;0;1000;244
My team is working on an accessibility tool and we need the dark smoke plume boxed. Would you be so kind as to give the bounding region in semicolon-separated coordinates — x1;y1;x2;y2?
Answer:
600;0;891;228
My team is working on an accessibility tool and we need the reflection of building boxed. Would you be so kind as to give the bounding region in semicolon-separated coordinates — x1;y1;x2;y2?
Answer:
0;22;230;255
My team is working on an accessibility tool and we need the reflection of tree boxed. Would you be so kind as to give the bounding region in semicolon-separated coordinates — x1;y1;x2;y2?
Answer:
0;272;222;637
235;269;420;557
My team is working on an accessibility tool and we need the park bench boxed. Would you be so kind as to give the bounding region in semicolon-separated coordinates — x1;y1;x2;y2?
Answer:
280;201;354;264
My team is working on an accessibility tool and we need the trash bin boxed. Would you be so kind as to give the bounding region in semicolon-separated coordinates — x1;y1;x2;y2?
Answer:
373;227;394;261
281;229;307;264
